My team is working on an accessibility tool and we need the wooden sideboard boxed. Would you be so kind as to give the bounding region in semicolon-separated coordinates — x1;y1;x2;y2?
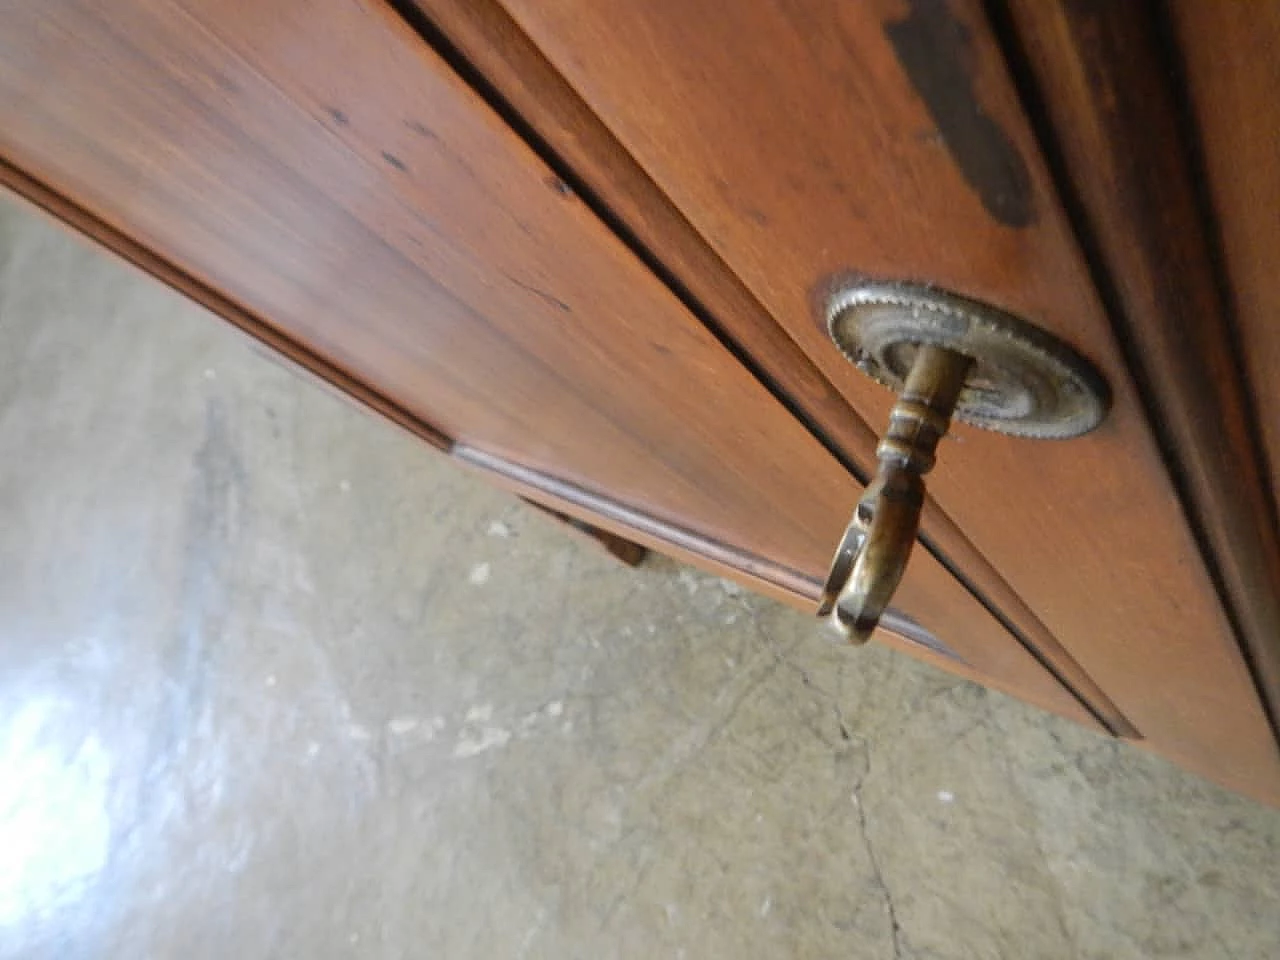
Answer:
3;0;1278;804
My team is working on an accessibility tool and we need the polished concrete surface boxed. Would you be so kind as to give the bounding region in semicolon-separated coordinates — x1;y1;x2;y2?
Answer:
2;192;1279;959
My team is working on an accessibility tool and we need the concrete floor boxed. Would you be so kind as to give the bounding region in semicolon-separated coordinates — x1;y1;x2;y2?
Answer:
1;192;1279;959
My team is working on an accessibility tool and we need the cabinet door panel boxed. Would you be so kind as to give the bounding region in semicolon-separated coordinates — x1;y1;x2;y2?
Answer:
494;0;1280;798
1171;0;1280;719
0;0;1098;724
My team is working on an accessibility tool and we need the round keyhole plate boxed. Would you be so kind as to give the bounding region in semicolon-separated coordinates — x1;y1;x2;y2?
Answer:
826;280;1110;439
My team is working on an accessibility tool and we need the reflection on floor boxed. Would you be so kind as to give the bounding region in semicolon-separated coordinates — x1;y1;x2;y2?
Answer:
1;193;1278;959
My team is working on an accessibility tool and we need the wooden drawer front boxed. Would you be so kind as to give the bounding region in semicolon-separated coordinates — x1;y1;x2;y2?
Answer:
0;0;1099;725
490;0;1280;798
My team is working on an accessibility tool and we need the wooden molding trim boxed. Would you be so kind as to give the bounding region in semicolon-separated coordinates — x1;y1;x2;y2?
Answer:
455;444;823;603
455;442;1112;719
997;0;1280;739
0;157;453;454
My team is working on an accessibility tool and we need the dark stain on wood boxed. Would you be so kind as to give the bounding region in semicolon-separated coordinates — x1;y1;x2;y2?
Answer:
545;175;573;197
381;150;407;172
885;0;1033;227
404;119;438;141
212;72;241;96
325;106;349;126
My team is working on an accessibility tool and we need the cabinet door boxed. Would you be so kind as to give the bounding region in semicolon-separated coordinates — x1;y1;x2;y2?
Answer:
489;0;1280;800
1170;0;1280;720
0;0;1099;725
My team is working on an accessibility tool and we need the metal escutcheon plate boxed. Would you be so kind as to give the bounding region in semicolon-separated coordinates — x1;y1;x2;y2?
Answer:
827;281;1110;439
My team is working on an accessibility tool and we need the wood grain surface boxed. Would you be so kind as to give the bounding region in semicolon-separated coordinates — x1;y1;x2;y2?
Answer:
1166;1;1280;725
0;0;1100;726
406;0;1134;738
494;0;1280;799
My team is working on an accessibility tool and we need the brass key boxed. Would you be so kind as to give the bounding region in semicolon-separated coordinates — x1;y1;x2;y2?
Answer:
819;281;1110;644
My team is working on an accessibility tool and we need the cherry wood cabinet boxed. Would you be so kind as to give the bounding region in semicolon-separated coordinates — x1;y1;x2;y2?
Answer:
2;0;1278;804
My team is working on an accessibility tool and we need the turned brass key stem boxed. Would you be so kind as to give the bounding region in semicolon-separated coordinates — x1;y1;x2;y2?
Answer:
819;344;972;643
819;280;1110;646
